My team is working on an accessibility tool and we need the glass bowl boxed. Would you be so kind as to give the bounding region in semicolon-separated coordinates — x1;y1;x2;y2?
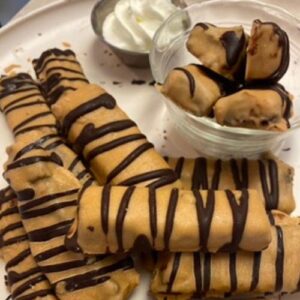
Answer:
150;0;300;158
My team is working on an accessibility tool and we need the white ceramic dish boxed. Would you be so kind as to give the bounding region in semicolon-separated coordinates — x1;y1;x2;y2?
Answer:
0;0;299;299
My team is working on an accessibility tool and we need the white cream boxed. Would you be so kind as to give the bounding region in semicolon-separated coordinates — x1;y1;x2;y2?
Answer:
103;0;178;52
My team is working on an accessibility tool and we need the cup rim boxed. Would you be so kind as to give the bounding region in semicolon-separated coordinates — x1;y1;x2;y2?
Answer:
150;0;300;138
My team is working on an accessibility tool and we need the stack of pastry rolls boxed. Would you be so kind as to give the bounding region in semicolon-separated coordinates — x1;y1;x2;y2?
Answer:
0;48;298;300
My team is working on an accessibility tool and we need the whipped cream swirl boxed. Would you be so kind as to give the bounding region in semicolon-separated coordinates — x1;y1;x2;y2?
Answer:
103;0;178;52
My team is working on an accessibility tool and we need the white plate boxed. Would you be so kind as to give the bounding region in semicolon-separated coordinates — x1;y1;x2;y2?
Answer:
0;0;299;299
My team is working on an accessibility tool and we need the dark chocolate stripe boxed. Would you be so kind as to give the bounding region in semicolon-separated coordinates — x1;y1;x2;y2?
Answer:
6;154;63;171
259;159;279;210
193;189;215;251
40;259;87;273
106;142;153;184
5;249;31;270
76;169;89;180
17;289;53;300
174;68;195;97
149;187;157;242
44;139;65;151
268;211;275;226
0;206;19;218
275;226;284;292
193;252;202;294
228;253;238;294
174;157;184;179
211;159;222;189
147;173;178;189
230;158;249;189
4;100;46;115
42;74;88;94
12;111;52;132
12;274;46;298
203;253;211;294
34;245;66;262
19;189;78;211
35;57;80;76
164;188;179;250
47;86;76;105
220;31;246;67
15;124;57;137
74;120;136;153
166;253;181;293
86;134;146;162
33;48;76;71
0;87;38;101
61;257;134;292
221;190;249;251
13;133;59;160
119;169;176;186
44;66;83;76
101;185;111;235
192;157;208;189
7;267;40;285
2;92;41;112
62;93;116;136
116;187;136;252
2;234;28;247
250;252;262;291
1;221;23;236
21;200;77;219
28;219;73;242
68;156;81;172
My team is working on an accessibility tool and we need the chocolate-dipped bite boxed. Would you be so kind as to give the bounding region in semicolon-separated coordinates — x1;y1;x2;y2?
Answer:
245;19;290;82
157;64;237;117
214;84;293;131
186;23;248;80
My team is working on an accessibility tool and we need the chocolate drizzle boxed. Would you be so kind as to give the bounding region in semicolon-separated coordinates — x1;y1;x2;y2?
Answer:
62;93;116;136
220;31;246;67
193;189;215;251
275;226;284;292
230;158;249;189
193;252;202;294
250;252;262;291
221;189;249;252
116;187;136;252
192;157;209;189
101;185;111;235
106;142;153;184
149;187;157;243
73;120;136;153
259;159;279;210
166;253;181;293
174;68;195;97
164;189;179;250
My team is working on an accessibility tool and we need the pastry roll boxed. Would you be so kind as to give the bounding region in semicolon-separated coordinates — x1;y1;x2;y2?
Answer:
151;222;300;299
0;73;57;137
4;143;139;300
186;23;247;80
0;187;58;300
157;64;237;116
32;48;89;105
214;85;293;131
66;185;271;254
165;156;295;213
0;73;94;187
245;20;290;82
32;50;179;188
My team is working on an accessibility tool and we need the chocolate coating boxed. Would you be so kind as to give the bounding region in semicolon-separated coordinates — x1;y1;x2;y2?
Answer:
245;19;290;82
